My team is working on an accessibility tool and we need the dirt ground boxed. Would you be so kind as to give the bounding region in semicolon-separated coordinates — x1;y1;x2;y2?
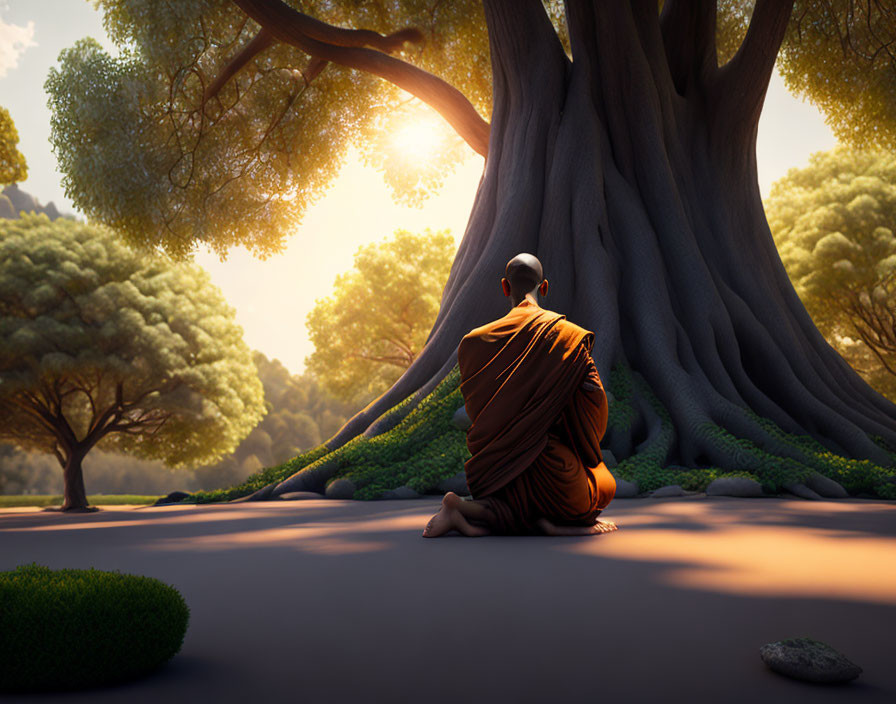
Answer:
1;496;894;704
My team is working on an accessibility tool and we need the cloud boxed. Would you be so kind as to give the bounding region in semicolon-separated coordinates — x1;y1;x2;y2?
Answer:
0;17;36;78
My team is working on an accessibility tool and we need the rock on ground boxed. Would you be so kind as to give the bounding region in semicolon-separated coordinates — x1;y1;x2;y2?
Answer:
601;449;618;468
609;469;639;498
706;477;766;497
452;405;472;431
651;485;686;498
380;486;421;500
759;638;862;683
436;472;470;495
278;491;325;500
325;478;357;499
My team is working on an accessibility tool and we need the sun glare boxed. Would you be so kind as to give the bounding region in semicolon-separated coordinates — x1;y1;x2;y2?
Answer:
391;122;441;160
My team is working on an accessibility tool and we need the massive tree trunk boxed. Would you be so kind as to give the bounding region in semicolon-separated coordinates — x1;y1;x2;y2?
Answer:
267;0;896;497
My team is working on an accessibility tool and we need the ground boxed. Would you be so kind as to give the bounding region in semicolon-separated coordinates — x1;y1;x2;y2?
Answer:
1;496;894;703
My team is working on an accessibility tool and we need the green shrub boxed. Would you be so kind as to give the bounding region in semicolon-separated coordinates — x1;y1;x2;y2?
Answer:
0;564;190;692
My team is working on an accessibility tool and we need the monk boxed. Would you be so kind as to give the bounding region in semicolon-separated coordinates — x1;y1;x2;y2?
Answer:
422;253;618;538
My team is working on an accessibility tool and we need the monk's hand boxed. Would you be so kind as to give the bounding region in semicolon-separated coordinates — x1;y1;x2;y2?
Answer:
581;381;600;392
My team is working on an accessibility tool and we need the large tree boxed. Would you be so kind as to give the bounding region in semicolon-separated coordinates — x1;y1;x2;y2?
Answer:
306;228;455;404
0;215;265;510
767;145;896;402
47;1;896;497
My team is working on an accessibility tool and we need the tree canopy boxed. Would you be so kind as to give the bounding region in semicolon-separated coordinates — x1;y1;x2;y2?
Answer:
305;228;455;403
0;106;27;187
45;1;896;258
0;214;265;508
766;145;896;400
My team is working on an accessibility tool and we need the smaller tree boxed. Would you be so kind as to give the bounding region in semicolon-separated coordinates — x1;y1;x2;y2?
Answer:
0;215;265;510
305;228;455;403
0;106;27;187
766;145;896;400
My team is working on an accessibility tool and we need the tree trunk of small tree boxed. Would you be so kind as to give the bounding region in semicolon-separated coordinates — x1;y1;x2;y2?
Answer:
276;0;896;495
61;446;90;511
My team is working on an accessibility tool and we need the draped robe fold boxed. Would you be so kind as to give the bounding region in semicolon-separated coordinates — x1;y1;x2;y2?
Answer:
457;299;616;535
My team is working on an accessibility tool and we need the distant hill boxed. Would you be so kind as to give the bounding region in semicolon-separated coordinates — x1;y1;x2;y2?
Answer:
0;184;75;221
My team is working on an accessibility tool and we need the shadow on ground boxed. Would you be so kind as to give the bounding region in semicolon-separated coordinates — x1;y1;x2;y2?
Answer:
1;497;894;704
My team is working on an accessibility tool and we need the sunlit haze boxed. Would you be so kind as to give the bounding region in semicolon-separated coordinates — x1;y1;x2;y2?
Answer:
1;0;838;374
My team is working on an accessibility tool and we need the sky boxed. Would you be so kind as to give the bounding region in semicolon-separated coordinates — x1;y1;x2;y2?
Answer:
0;1;839;374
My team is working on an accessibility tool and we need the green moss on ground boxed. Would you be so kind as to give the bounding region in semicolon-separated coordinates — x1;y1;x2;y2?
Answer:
609;362;896;497
194;368;470;502
196;362;896;502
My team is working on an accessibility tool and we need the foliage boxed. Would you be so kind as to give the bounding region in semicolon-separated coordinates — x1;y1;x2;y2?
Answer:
193;351;359;481
0;564;189;692
778;1;896;153
47;1;895;256
0;355;356;496
0;214;265;472
305;228;456;403
765;145;896;400
47;0;488;257
0;106;27;186
194;366;468;502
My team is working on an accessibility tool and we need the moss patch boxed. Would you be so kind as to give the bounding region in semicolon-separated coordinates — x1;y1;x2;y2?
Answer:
194;368;470;502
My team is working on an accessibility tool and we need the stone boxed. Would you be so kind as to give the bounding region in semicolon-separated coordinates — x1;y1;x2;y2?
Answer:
452;405;472;431
278;491;325;500
608;468;638;497
605;390;615;403
601;449;618;468
759;638;862;684
436;471;470;495
805;472;849;498
651;484;685;498
380;485;421;500
783;482;823;500
324;478;356;499
612;477;639;498
706;477;766;497
153;491;192;506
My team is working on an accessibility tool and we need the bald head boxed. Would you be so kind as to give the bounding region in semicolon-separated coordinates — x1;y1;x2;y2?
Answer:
502;253;547;305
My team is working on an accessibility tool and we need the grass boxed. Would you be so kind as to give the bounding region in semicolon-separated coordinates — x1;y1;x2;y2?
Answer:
0;494;163;508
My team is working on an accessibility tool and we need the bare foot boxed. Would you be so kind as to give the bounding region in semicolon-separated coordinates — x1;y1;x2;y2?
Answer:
422;505;454;538
536;517;619;536
422;500;489;538
442;491;465;511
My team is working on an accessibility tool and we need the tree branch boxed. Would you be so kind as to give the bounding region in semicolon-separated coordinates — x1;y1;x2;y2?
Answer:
659;0;718;94
715;0;794;129
230;0;490;156
204;26;276;103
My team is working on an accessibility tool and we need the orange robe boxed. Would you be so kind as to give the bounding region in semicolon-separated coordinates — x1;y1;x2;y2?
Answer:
457;299;616;535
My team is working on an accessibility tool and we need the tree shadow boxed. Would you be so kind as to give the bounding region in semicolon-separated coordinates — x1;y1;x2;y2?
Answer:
2;498;894;703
